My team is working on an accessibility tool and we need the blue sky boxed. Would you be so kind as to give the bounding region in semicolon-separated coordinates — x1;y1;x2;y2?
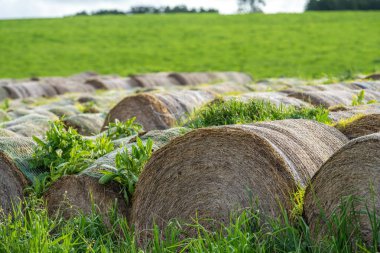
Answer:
0;0;308;19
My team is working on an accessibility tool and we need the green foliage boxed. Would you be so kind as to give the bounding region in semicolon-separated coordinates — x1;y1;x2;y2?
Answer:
352;90;366;106
31;120;114;195
0;195;379;252
99;138;153;205
0;98;10;111
0;12;379;79
186;98;331;128
105;117;143;140
29;118;144;196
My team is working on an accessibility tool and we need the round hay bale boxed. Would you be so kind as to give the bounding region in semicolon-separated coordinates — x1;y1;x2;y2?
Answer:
0;87;10;101
129;73;179;88
85;77;132;90
102;90;215;131
288;90;380;108
0;129;18;137
195;82;251;95
8;109;58;120
168;72;223;85
44;175;129;222
303;133;380;244
334;114;380;139
328;104;380;122
351;81;380;91
43;78;95;95
131;119;348;232
222;72;253;84
365;74;380;80
47;105;80;118
2;114;52;137
226;92;311;108
44;127;188;221
0;137;40;215
63;113;104;136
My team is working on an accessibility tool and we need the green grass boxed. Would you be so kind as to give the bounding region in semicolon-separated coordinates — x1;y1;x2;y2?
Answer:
0;195;378;252
0;12;379;79
184;98;331;128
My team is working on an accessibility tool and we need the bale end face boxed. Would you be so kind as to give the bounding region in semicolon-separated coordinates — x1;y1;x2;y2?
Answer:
102;94;174;132
44;175;129;222
0;153;28;216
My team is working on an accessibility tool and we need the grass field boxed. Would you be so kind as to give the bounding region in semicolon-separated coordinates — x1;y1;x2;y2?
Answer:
0;11;379;79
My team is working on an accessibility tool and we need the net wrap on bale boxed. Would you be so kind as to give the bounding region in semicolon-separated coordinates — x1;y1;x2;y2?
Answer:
103;90;215;131
131;119;348;233
303;133;380;245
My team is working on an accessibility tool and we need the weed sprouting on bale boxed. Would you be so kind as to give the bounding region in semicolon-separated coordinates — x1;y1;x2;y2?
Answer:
185;98;331;128
30;118;143;196
104;117;143;140
99;137;153;204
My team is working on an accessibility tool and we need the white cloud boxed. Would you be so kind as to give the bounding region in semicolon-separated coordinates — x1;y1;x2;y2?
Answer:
0;0;308;19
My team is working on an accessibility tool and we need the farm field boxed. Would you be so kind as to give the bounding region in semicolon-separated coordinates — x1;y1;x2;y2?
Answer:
0;70;379;252
0;11;380;79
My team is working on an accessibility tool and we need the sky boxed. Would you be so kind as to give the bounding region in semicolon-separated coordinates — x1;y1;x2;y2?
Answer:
0;0;308;19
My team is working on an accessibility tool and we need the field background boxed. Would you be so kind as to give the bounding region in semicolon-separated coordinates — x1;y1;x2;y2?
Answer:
0;11;379;79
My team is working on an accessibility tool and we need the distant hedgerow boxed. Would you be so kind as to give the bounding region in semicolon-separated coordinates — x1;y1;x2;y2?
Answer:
185;98;331;128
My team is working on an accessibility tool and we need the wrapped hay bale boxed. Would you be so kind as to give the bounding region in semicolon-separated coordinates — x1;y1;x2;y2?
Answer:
328;104;380;122
195;82;251;95
0;129;18;137
226;92;311;107
44;176;129;221
351;81;380;91
44;127;188;221
221;72;253;84
129;73;179;88
3;82;58;99
169;72;248;86
131;119;348;232
0;137;41;215
0;87;9;101
41;78;95;94
283;83;359;93
47;105;81;118
103;90;215;131
303;133;380;244
365;74;380;80
63;113;104;136
85;77;133;90
334;113;380;139
288;90;380;108
8;109;58;120
2;114;53;137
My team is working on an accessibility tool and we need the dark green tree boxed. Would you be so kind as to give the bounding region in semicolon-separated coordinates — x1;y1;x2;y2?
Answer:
238;0;266;13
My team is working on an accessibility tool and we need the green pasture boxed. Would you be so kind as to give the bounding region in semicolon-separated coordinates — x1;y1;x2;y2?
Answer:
0;11;379;79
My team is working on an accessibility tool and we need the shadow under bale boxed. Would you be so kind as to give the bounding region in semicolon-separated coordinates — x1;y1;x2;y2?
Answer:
303;133;380;246
131;119;348;234
335;113;380;140
102;90;215;131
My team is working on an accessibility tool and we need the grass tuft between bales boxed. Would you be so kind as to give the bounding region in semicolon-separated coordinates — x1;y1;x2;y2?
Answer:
184;98;331;128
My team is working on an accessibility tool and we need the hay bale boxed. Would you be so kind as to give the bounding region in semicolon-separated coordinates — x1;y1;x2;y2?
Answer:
303;133;380;244
365;74;380;80
226;92;311;107
86;77;133;90
129;73;179;88
44;175;129;221
44;127;188;221
131;120;348;232
328;104;380;122
0;137;41;215
8;109;58;120
63;113;104;136
0;129;18;137
41;78;95;94
283;83;359;93
103;90;215;131
47;106;81;118
334;114;380;139
2;82;58;99
351;81;380;91
169;72;250;86
288;90;380;108
195;82;251;95
2;114;52;137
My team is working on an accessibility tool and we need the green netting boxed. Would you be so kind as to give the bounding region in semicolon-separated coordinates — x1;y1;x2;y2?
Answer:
0;137;44;182
82;127;190;178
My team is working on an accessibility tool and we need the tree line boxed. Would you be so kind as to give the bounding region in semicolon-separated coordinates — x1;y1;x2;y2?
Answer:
74;5;218;16
306;0;380;10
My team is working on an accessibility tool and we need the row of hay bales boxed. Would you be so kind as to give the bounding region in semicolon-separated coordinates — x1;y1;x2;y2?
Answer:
0;71;253;101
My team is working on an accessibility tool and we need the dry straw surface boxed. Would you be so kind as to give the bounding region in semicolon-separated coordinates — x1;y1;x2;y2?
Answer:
303;133;380;244
0;137;38;215
102;90;215;131
131;119;348;232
